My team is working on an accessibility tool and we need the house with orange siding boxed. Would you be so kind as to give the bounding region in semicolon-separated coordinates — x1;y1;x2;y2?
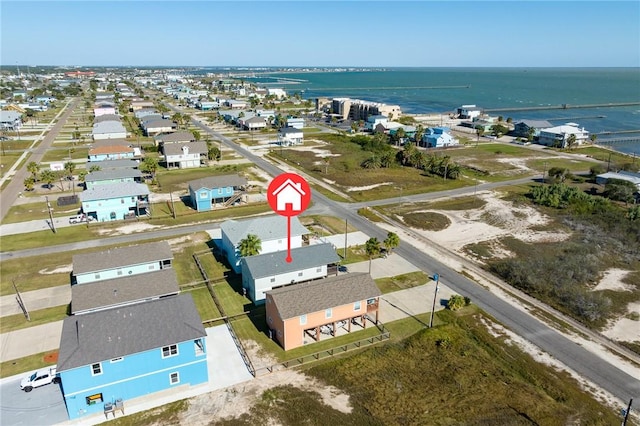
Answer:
265;273;381;351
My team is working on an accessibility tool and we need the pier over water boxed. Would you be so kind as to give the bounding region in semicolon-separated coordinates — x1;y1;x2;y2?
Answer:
484;102;640;113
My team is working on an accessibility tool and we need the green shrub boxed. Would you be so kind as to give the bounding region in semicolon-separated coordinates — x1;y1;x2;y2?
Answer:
447;295;466;311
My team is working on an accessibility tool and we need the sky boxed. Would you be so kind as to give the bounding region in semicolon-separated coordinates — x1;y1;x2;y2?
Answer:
1;1;639;67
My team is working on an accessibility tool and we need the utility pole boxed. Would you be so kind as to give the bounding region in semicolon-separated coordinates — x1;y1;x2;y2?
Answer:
343;218;348;260
607;152;612;172
621;398;633;426
169;191;176;219
542;161;548;184
45;195;56;233
429;273;440;328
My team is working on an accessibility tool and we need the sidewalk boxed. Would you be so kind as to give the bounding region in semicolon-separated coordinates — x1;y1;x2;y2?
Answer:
0;321;63;362
1;285;71;317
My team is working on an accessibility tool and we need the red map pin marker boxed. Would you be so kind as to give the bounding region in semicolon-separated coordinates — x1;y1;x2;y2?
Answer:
267;173;311;263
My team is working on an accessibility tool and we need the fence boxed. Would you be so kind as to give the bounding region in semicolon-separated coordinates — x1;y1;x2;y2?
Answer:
254;329;391;376
193;252;256;377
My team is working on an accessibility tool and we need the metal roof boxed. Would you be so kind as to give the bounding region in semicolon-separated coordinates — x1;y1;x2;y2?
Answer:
243;243;339;279
72;241;172;275
57;294;205;372
71;268;179;314
266;273;381;319
221;215;309;246
163;141;208;156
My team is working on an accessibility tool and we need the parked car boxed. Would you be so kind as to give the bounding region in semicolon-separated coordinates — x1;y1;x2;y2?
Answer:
21;366;59;392
68;214;93;224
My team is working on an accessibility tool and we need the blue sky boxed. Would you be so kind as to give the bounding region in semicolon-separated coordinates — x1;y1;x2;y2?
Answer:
1;1;638;67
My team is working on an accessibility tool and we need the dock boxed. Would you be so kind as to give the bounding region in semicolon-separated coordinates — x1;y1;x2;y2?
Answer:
484;102;640;113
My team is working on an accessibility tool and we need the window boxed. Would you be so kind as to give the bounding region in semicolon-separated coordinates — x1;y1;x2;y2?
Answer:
121;199;125;204
94;274;100;280
194;339;205;356
162;344;178;358
270;278;275;283
316;267;322;273
354;301;361;311
299;314;307;325
117;270;123;276
110;357;123;363
200;191;207;199
298;272;303;277
86;393;103;405
148;264;155;270
91;363;102;376
170;372;180;385
325;308;332;319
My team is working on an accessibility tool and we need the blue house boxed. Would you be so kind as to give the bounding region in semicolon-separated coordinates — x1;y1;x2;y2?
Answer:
421;127;459;148
57;294;208;420
80;182;150;222
72;241;173;285
84;168;142;190
188;174;248;211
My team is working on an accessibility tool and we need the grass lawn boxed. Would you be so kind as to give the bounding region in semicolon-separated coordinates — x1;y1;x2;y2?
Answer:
300;215;357;235
0;350;59;378
2;200;81;224
185;287;220;321
155;164;251;193
40;148;89;162
0;152;22;174
0;305;69;334
375;271;431;294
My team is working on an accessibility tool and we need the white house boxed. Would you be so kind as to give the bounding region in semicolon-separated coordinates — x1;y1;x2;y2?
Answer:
0;111;22;130
286;117;305;129
163;142;208;169
537;123;589;148
92;121;127;140
267;88;287;99
457;104;482;119
596;171;640;190
219;215;309;273
241;243;340;303
278;127;303;145
365;115;388;132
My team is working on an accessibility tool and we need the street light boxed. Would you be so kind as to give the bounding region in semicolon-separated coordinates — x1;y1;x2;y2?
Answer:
429;273;440;328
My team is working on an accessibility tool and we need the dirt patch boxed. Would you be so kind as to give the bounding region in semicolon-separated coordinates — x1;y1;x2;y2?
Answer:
592;268;634;292
346;182;392;192
43;351;58;363
38;264;73;274
176;341;351;425
95;222;161;235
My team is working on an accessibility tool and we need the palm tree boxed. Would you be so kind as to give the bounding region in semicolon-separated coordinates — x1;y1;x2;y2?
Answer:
414;124;424;146
566;134;577;150
192;130;201;141
361;155;381;169
140;157;159;181
395;127;406;146
89;164;101;172
27;161;39;181
380;151;396;168
365;237;381;274
589;134;598;144
239;234;261;258
64;161;76;181
39;169;55;190
23;177;35;191
383;232;400;255
322;157;330;174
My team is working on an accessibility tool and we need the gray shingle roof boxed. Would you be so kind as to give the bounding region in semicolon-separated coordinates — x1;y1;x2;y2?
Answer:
244;243;339;279
57;294;205;372
163;141;208;156
221;215;309;246
85;168;142;182
79;182;150;202
154;131;195;143
188;174;247;192
87;159;139;170
516;120;553;128
266;273;381;319
144;119;176;129
72;241;172;275
71;268;179;314
93;121;126;134
94;114;122;123
279;127;302;134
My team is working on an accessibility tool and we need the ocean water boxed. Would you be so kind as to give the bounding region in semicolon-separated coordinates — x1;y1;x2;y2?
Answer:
245;68;640;156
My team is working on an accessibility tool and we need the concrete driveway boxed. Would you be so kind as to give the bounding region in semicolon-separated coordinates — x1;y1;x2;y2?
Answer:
0;372;69;426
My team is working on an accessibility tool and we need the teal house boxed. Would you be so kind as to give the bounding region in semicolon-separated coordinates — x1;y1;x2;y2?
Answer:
188;174;248;211
80;182;150;222
71;241;173;285
57;294;208;420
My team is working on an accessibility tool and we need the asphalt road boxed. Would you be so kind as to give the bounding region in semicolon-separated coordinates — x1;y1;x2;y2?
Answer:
0;98;79;222
2;104;638;407
0;374;68;426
